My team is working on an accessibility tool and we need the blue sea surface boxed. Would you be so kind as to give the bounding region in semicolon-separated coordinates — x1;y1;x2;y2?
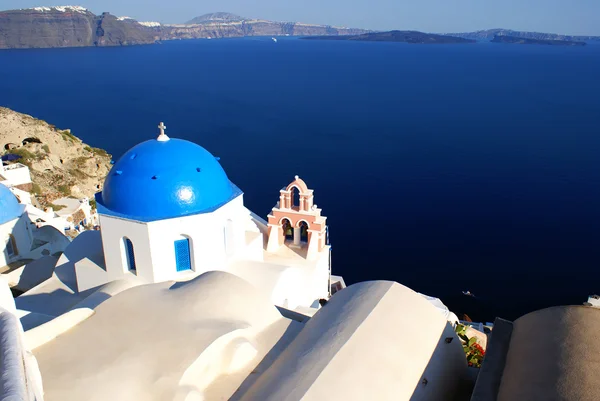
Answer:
1;37;600;320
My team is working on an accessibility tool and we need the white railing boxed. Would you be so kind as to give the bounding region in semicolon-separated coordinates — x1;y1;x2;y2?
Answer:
459;320;485;332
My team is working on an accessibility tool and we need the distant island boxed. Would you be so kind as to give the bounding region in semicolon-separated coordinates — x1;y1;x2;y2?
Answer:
447;28;600;43
303;30;474;44
491;35;586;46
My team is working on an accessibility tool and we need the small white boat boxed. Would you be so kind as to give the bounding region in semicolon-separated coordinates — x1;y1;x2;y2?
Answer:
462;290;475;297
271;37;278;43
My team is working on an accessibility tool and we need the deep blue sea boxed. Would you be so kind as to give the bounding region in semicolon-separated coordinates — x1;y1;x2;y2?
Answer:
1;37;600;321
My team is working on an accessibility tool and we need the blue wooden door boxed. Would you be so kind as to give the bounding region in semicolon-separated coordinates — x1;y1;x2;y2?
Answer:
174;239;191;272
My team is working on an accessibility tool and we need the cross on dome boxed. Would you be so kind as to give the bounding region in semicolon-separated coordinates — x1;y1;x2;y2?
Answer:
157;122;170;142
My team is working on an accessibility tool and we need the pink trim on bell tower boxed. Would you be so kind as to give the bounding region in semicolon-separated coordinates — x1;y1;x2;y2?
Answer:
266;176;328;260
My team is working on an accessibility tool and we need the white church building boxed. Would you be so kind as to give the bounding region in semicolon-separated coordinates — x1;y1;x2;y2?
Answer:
93;123;332;310
13;123;334;314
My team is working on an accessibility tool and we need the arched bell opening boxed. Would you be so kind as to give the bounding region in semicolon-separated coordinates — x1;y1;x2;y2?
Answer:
281;218;293;242
291;186;300;210
299;221;309;243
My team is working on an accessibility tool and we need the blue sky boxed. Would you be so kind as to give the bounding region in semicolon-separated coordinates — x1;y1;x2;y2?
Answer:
4;0;600;35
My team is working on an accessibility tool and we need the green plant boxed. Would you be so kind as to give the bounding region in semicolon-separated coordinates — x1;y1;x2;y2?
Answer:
73;156;89;169
8;148;35;166
57;184;72;196
49;203;67;212
60;130;79;143
10;147;35;160
70;169;89;180
84;145;109;158
42;144;50;153
31;183;42;195
455;324;486;368
92;147;109;157
89;198;97;210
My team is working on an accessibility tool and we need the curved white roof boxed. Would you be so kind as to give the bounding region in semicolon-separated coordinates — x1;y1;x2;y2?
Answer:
238;280;467;401
33;271;285;401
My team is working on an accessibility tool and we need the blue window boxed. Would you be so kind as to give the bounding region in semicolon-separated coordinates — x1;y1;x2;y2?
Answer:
174;238;192;272
124;238;136;272
6;236;16;257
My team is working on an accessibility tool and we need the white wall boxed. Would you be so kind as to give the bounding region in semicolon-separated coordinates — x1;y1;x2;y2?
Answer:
1;164;32;187
239;231;264;262
10;187;32;206
1;215;32;268
24;204;68;233
0;277;44;401
99;195;257;285
147;195;253;282
99;215;153;283
98;195;328;310
80;199;92;223
308;250;330;303
276;253;329;309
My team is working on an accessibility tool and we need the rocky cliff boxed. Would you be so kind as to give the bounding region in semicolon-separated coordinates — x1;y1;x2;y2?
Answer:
0;107;111;207
163;20;366;40
167;13;368;39
0;9;367;49
0;6;158;49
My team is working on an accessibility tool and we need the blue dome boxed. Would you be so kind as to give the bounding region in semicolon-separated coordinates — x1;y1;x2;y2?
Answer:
0;184;23;225
98;138;241;221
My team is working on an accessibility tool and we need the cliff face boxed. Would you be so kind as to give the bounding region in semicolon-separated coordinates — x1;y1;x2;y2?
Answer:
163;20;366;40
0;9;366;49
94;13;158;46
0;7;157;49
0;107;112;207
0;8;95;48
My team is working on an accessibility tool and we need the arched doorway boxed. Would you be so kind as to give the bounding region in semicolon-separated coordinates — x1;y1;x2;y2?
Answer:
282;218;293;241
